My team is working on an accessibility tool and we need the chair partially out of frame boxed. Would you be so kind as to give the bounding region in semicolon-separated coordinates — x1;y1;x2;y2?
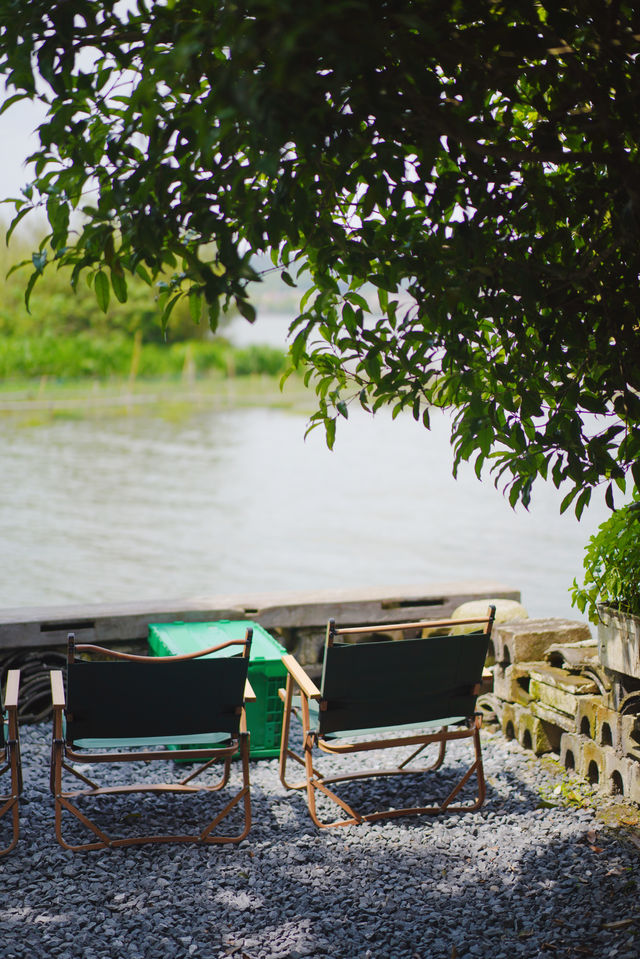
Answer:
50;630;255;851
1;669;22;855
279;607;496;827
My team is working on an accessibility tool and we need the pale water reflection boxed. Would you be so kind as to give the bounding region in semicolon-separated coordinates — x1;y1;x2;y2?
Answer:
0;402;612;620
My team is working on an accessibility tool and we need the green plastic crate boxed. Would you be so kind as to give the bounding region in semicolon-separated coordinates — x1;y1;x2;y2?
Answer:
147;619;287;759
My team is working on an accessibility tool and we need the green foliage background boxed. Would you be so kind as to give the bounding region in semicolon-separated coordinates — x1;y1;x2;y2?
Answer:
0;233;287;381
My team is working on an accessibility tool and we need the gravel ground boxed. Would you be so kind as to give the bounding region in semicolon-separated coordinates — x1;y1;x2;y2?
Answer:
2;720;640;959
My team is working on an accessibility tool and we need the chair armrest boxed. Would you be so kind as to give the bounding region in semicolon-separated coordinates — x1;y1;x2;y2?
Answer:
50;670;66;708
244;679;257;702
282;654;321;700
4;669;20;709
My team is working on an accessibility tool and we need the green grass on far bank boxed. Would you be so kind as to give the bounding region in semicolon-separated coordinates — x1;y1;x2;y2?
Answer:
0;337;314;423
0;333;288;382
0;228;302;414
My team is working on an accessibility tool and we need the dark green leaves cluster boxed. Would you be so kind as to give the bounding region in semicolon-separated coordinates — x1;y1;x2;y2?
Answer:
2;1;640;512
571;490;640;622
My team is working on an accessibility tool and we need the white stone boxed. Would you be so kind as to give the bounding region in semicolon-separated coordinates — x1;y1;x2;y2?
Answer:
448;598;529;636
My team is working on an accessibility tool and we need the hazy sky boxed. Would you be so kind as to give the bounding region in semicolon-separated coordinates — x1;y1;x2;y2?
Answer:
0;81;47;206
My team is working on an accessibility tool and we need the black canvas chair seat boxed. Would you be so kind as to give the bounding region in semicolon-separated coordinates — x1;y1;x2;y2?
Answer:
50;631;254;851
0;669;22;855
279;609;495;827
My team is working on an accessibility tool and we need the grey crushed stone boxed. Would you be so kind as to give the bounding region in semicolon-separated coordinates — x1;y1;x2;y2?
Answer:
1;721;639;959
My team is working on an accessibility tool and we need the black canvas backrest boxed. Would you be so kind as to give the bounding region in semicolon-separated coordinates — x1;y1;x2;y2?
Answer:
0;692;5;749
319;631;489;736
66;656;248;743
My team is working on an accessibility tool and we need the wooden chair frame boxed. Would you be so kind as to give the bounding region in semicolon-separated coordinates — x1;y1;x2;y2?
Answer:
0;670;22;855
50;632;255;851
279;610;495;828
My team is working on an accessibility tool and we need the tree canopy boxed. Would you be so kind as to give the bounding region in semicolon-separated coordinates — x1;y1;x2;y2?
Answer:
1;1;640;514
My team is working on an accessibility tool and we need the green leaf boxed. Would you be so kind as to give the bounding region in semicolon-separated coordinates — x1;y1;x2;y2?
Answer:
135;264;153;285
94;270;110;312
24;270;39;313
237;299;256;324
6;206;31;244
342;301;357;335
0;92;26;115
189;290;202;323
110;266;128;304
575;488;591;521
560;486;579;514
605;483;615;511
207;296;221;331
161;292;182;329
325;417;336;450
6;257;31;279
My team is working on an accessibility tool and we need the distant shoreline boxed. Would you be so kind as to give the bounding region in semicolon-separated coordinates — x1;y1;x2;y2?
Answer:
0;371;313;421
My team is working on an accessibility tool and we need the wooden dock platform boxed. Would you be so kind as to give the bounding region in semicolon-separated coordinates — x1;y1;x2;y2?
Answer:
0;580;519;653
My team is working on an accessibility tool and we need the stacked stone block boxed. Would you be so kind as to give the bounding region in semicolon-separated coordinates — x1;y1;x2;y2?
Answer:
483;617;640;803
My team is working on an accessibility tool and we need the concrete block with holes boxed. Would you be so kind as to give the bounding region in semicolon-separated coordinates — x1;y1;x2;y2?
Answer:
621;713;640;761
594;702;623;750
493;662;537;705
476;692;501;725
530;698;576;734
558;733;635;798
574;694;605;742
528;663;600;717
500;700;517;741
492;619;592;667
559;732;589;777
626;756;640;803
528;700;570;752
604;749;634;799
581;738;607;788
512;701;556;755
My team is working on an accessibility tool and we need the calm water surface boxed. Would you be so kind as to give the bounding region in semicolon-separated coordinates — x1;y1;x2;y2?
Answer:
0;395;612;622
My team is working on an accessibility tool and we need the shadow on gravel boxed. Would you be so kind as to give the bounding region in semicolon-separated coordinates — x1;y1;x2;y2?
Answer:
2;728;639;959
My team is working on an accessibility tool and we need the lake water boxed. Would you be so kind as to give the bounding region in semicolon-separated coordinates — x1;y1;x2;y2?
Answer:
0;363;613;623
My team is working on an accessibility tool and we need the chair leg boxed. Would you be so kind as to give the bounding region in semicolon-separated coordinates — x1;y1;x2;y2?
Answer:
430;722;486;813
303;733;363;828
0;713;22;856
279;680;323;791
278;675;296;788
298;724;486;826
201;731;252;844
397;734;448;772
0;748;20;856
180;756;231;791
51;743;252;850
55;793;114;852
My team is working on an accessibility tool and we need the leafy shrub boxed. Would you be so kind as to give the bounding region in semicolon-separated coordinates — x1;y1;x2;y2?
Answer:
571;490;640;623
233;345;288;376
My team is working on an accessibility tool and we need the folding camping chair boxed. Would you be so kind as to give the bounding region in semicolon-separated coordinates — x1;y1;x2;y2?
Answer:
50;631;255;851
279;607;495;827
1;669;22;855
